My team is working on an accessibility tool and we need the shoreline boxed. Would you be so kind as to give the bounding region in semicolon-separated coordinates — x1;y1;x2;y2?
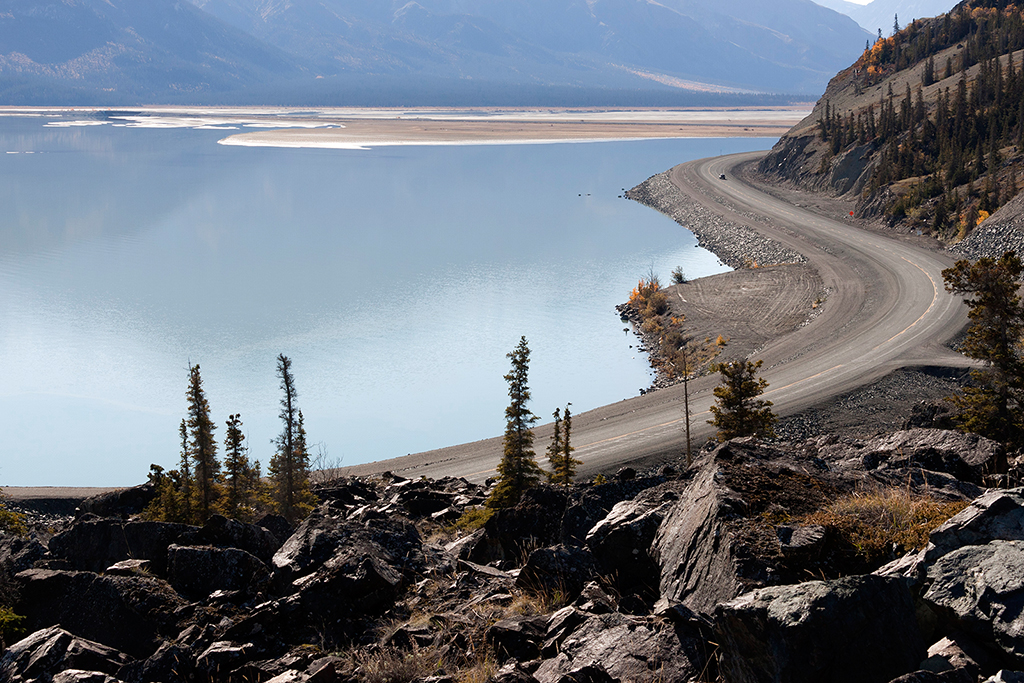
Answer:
620;164;823;391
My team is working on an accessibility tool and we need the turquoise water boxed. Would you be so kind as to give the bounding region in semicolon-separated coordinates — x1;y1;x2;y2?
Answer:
0;116;772;486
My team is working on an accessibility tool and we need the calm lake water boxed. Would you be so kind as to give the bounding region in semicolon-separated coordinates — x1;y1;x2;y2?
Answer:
0;114;772;486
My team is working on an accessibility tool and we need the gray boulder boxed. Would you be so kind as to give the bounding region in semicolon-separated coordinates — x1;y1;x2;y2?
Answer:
714;575;925;683
985;673;1024;683
52;672;125;683
923;540;1024;665
653;455;741;615
925;489;1024;563
486;615;548;663
919;633;990;682
534;611;702;683
167;544;271;600
0;534;46;575
859;429;1003;484
586;484;681;600
516;545;599;600
182;514;281;563
77;485;155;519
272;502;421;588
0;626;131;683
47;519;192;575
14;569;186;658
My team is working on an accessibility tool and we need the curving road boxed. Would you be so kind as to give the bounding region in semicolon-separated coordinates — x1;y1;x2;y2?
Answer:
338;151;972;483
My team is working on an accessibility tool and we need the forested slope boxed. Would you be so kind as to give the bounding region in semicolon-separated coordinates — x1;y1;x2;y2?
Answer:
761;0;1024;244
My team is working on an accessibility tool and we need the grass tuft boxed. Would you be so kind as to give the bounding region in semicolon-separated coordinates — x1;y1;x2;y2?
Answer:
802;487;967;563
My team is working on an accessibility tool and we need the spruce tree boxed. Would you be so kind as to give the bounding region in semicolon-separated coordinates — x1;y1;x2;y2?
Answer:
708;359;776;441
549;403;581;487
546;407;563;479
488;337;542;508
222;413;254;521
943;252;1024;449
269;354;315;522
187;364;220;523
176;418;193;523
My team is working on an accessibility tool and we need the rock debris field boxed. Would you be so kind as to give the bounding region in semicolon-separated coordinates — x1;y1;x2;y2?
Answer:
5;426;1024;683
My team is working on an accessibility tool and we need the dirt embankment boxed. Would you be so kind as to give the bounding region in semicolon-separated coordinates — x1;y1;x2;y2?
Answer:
623;168;825;390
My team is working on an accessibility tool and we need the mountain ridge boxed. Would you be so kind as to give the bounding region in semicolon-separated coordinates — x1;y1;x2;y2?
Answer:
0;0;871;104
759;0;1024;247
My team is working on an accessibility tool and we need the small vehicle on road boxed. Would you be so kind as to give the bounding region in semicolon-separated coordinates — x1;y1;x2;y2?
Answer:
719;173;727;180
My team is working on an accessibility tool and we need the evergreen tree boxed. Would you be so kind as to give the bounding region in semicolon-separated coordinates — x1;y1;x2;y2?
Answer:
943;252;1024;449
546;407;563;478
488;337;543;508
176;418;193;523
221;413;257;521
269;354;316;522
708;359;777;441
187;364;220;522
549;403;581;487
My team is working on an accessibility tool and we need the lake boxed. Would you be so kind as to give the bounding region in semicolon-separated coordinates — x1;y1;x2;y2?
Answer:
0;113;772;486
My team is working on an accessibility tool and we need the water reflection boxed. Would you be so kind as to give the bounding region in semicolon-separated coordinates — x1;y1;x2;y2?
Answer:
0;118;768;485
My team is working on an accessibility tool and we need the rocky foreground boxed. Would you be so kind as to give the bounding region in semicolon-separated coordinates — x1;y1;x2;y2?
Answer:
3;428;1024;683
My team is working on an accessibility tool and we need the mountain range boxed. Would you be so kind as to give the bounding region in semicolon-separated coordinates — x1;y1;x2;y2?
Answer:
0;0;879;105
815;0;958;33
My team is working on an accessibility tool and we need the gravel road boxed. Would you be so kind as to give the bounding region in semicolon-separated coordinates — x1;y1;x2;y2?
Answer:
330;151;973;482
9;151;974;495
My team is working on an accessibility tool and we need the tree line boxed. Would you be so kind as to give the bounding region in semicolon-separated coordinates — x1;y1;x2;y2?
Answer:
145;354;316;525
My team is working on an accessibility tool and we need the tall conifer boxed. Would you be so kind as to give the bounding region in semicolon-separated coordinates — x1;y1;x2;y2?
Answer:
187;364;220;523
269;355;315;522
488;337;542;508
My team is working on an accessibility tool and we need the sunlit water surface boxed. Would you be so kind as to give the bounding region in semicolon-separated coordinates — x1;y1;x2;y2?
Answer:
0;116;771;485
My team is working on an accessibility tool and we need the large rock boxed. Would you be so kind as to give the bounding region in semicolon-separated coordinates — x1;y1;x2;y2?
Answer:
1;533;46;575
52;672;125;683
486;616;548;663
586;483;682;601
858;429;1003;484
77;485;156;520
14;569;186;658
925;489;1024;563
516;545;599;600
652;453;742;615
560;476;668;545
534;611;704;683
0;626;132;683
167;544;271;600
478;487;568;566
923;540;1024;666
272;503;422;589
181;514;281;564
47;519;192;575
714;575;926;683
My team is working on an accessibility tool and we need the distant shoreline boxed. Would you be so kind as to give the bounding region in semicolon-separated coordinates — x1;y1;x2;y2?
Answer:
217;107;809;149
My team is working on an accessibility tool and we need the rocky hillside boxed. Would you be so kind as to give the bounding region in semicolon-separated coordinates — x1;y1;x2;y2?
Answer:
4;426;1024;682
760;0;1024;248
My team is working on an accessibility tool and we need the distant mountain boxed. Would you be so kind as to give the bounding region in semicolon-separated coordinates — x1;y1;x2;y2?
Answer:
0;0;873;104
814;0;960;33
0;0;303;103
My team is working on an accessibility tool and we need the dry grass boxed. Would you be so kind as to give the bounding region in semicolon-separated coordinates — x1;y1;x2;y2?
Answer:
347;644;445;683
802;487;967;563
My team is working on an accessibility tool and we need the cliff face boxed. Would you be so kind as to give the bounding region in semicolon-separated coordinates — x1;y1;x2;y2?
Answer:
759;1;1024;244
